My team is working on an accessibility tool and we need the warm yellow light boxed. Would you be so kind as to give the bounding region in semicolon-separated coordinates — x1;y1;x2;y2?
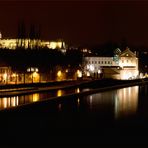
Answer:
57;70;62;77
77;98;80;106
76;88;80;93
115;86;138;119
12;73;16;77
98;69;101;74
11;97;16;107
33;72;38;78
3;73;7;80
77;70;82;78
32;72;40;82
86;72;90;76
57;90;63;97
32;93;39;102
50;42;57;49
120;70;138;80
0;38;65;50
3;98;7;108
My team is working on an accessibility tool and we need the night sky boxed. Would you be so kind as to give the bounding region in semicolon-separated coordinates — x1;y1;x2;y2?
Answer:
1;0;148;47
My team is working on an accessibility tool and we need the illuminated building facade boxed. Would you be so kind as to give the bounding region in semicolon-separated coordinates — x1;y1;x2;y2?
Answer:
83;47;139;80
0;32;66;51
0;66;12;83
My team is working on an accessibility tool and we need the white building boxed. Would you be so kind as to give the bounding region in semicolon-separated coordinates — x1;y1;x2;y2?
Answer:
83;47;139;80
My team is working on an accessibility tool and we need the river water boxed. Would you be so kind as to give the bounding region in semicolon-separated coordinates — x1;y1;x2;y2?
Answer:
0;84;148;146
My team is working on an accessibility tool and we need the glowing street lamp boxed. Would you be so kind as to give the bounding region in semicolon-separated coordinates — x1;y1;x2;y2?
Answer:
57;70;62;77
32;72;39;83
89;65;94;71
98;69;101;74
77;70;82;78
3;73;7;83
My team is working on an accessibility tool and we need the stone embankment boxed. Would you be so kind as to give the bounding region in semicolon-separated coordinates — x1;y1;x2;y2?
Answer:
0;78;148;97
0;78;148;113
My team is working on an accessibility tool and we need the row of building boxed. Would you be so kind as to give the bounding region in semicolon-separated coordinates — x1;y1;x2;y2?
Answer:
0;31;143;82
83;47;140;80
0;32;66;51
0;47;140;83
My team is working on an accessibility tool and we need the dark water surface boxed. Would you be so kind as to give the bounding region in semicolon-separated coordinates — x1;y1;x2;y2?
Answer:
0;84;148;146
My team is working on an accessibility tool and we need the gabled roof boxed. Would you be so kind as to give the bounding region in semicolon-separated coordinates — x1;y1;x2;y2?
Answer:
120;47;136;57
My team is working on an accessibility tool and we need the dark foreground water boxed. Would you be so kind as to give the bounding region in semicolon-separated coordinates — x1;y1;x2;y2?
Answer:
0;84;148;146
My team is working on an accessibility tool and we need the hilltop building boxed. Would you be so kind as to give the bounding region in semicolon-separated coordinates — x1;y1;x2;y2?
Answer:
0;32;66;52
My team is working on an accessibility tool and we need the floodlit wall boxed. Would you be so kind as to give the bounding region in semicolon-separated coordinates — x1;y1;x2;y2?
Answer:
0;39;66;50
83;48;139;80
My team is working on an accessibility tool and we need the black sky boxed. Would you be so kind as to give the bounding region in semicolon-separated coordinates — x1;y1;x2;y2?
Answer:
1;0;148;46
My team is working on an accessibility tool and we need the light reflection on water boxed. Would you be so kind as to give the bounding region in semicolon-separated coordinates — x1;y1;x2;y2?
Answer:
0;86;139;116
0;96;19;109
75;88;80;93
115;86;138;118
0;88;79;110
85;86;139;119
57;90;63;97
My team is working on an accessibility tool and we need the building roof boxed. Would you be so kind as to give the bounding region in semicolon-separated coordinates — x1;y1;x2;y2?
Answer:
120;47;136;57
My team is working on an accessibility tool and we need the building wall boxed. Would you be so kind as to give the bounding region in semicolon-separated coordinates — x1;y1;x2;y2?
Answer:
83;48;139;80
0;38;66;50
0;67;12;83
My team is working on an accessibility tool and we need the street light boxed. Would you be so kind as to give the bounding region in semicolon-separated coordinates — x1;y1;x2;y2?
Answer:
57;70;62;77
3;73;7;84
32;72;39;83
89;65;94;71
77;70;82;78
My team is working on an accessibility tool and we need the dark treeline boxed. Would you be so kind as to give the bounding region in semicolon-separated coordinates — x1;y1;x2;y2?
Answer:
0;48;83;73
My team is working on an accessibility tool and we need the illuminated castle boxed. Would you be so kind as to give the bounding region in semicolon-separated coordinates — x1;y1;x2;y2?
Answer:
0;32;66;51
83;47;139;80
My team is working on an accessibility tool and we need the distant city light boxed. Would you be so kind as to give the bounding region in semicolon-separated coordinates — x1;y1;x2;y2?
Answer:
89;65;94;71
27;67;39;72
32;94;39;102
98;69;101;74
57;70;62;77
0;32;66;50
77;70;82;78
57;90;63;97
86;72;90;77
3;73;7;81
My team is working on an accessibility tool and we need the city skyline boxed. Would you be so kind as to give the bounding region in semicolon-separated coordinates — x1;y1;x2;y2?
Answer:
1;0;148;47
